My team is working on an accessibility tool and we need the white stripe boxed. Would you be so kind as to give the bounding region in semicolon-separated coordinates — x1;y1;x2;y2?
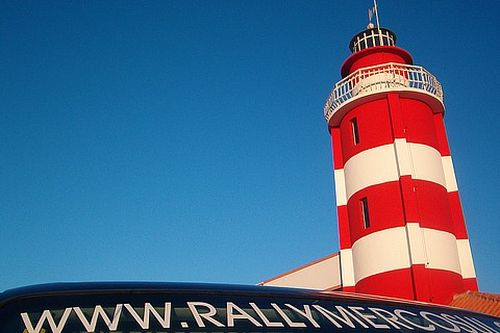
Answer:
442;155;459;192
351;227;411;283
405;223;427;265
409;144;446;189
456;239;477;279
344;142;447;200
344;144;399;200
340;249;355;287
334;169;347;206
394;138;413;176
422;228;462;274
350;227;462;283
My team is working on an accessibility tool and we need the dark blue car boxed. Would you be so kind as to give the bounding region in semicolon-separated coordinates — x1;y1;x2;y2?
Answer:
0;282;498;333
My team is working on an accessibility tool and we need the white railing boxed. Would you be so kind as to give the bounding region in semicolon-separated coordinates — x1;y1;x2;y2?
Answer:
324;62;443;121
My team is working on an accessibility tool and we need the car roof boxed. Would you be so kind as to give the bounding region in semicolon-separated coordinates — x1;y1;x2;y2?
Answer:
0;281;495;319
0;282;330;305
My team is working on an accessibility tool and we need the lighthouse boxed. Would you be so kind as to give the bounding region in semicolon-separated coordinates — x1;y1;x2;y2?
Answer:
260;7;484;306
324;23;479;304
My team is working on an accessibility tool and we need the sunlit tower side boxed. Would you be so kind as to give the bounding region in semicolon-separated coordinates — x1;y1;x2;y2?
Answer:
324;24;478;304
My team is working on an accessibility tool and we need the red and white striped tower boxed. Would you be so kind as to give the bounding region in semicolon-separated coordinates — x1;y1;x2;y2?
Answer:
324;25;479;304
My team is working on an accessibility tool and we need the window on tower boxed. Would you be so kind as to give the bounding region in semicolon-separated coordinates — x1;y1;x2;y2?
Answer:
351;118;360;145
360;197;370;228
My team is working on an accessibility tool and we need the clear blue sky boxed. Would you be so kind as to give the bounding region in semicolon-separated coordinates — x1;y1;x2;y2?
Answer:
1;1;499;293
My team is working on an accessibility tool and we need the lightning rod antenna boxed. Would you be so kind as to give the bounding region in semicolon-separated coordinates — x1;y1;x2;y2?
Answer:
373;0;381;28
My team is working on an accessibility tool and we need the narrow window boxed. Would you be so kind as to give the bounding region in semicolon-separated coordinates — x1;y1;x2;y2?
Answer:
360;197;370;228
351;118;360;145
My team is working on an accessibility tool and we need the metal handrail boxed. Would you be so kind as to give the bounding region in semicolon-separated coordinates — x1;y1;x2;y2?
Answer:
324;62;443;121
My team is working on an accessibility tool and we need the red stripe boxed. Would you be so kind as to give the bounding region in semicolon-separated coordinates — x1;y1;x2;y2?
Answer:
355;268;415;300
427;268;465;305
448;191;469;239
347;181;405;244
414;179;454;233
335;96;447;160
410;264;432;302
462;277;479;292
331;127;344;169
401;98;441;151
337;205;351;249
399;175;419;222
339;98;393;163
355;267;464;305
411;265;464;304
387;93;405;138
433;113;451;156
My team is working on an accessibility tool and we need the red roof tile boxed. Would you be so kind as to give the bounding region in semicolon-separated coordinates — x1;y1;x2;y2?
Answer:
449;291;500;317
